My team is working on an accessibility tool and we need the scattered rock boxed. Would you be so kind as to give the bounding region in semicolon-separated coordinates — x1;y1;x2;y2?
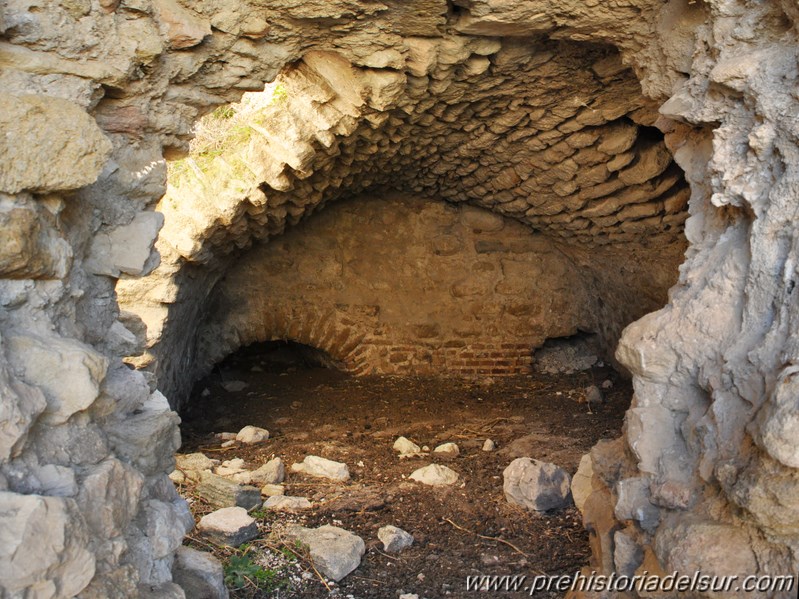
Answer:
221;440;236;448
216;458;246;477
176;453;217;474
250;458;284;485
291;456;350;481
503;458;571;511
433;442;460;456
171;546;229;599
378;525;414;553
215;432;237;441
482;439;496;451
571;453;594;514
198;507;258;547
196;472;262;510
399;594;419;599
393;436;422;457
284;524;365;581
236;425;269;444
260;484;285;497
264;495;312;511
221;380;248;392
409;464;459;486
601;379;614;390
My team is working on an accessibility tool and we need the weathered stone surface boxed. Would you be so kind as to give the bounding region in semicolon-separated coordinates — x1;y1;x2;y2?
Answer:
173;453;217;483
284;524;365;582
6;333;107;425
235;425;269;444
249;458;284;485
377;525;414;553
196;472;262;511
433;442;460;456
393;436;422;456
409;464;459;486
0;492;95;597
198;507;258;547
571;453;594;515
503;458;571;512
0;195;70;279
172;546;229;599
103;390;181;477
264;495;312;511
86;212;165;278
260;484;285;497
2;0;798;593
291;456;350;482
0;94;111;193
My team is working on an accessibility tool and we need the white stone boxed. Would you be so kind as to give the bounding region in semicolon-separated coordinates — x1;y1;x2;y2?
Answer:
264;496;312;511
291;456;350;481
285;524;365;582
571;454;594;515
433;442;460;456
7;333;107;425
216;458;246;477
377;525;414;553
503;458;571;512
198;507;258;547
482;439;496;451
0;491;96;597
86;211;164;277
409;464;459;486
172;546;229;599
250;458;284;485
393;436;421;456
235;425;269;444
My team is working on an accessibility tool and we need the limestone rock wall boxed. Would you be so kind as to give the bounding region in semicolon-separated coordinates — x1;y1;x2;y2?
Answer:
0;0;797;597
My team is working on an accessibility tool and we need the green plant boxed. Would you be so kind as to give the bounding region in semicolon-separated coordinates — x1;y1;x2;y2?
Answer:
223;553;287;592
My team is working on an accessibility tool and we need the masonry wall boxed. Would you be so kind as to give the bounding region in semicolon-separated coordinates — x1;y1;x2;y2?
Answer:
193;192;682;385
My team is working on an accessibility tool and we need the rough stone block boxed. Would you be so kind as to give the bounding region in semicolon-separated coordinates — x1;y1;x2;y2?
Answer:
0;94;111;194
7;333;107;425
196;472;262;510
198;507;258;547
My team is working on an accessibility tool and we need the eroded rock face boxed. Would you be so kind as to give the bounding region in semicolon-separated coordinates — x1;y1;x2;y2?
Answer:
1;0;798;597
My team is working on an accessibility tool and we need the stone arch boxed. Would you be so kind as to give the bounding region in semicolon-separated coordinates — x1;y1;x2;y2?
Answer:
2;0;799;596
119;42;689;403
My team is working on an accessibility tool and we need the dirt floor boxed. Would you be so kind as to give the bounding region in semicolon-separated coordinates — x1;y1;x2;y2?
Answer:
177;345;629;599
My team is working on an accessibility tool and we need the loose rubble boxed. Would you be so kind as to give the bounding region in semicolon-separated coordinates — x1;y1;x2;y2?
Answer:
378;525;414;553
393;436;422;457
264;495;312;511
283;524;366;582
291;456;350;481
409;464;459;486
198;507;259;547
236;425;270;444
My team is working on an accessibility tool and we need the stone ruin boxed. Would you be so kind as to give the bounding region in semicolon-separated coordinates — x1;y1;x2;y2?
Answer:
0;0;798;596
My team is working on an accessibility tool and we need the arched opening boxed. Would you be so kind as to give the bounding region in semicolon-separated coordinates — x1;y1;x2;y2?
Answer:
111;34;693;597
